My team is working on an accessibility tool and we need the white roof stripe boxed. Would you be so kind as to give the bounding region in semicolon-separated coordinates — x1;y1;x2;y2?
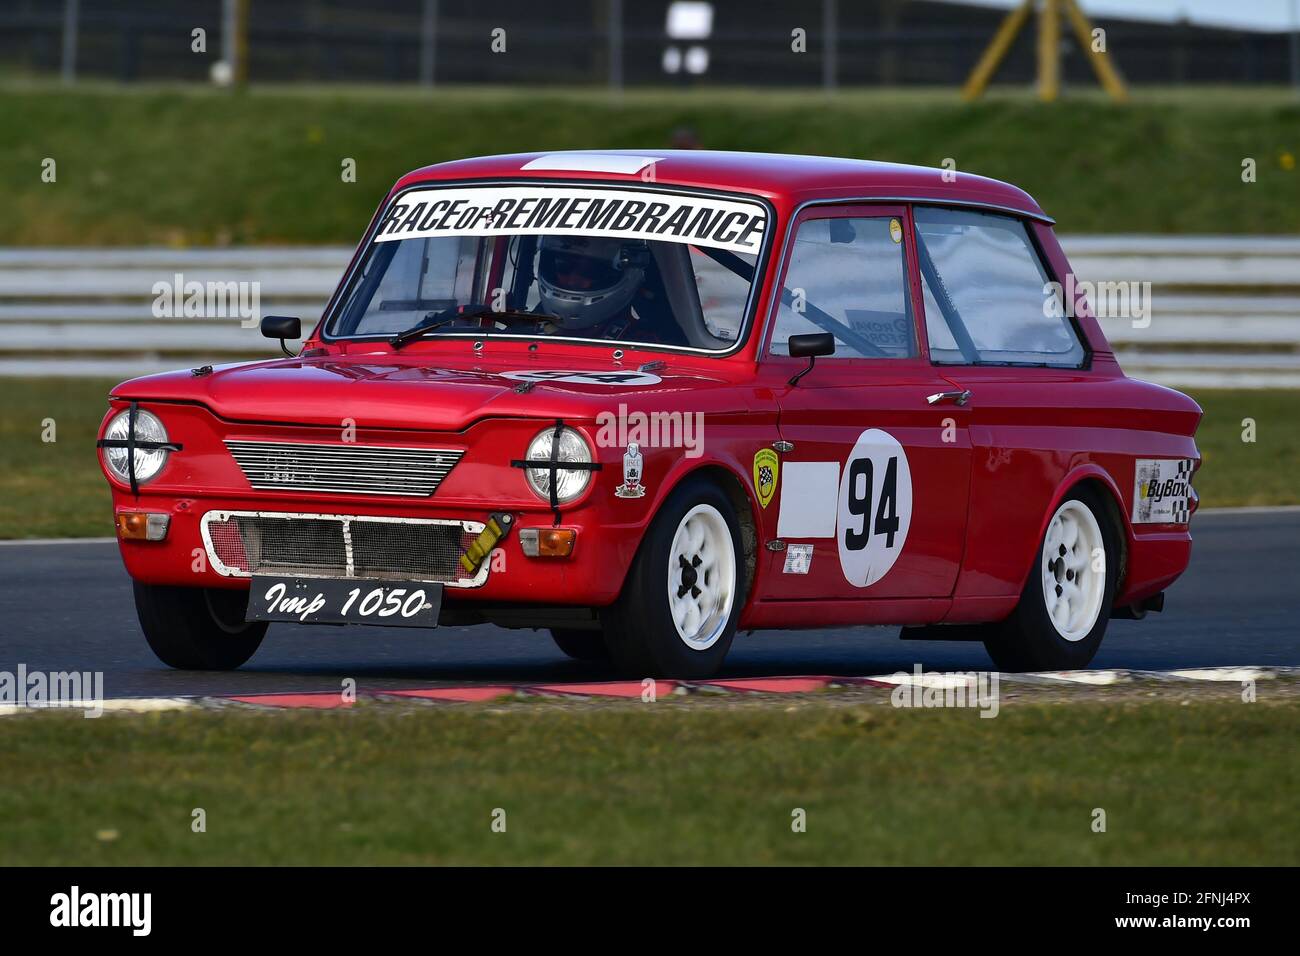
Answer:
521;154;661;175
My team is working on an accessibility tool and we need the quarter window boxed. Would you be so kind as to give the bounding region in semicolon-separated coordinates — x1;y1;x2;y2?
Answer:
770;216;916;359
914;207;1085;367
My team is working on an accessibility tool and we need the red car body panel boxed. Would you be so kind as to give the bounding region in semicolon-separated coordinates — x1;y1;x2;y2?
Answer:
99;150;1200;632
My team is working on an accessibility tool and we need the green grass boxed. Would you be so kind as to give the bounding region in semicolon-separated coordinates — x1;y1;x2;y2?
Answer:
0;378;115;539
0;379;1294;540
1189;390;1300;509
0;699;1294;865
3;83;1300;244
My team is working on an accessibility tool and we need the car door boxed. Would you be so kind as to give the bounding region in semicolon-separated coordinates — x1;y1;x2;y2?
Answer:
910;205;1094;602
763;204;972;601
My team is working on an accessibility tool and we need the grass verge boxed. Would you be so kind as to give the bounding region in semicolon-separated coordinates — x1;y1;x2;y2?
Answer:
0;379;1292;540
0;697;1294;865
3;84;1300;244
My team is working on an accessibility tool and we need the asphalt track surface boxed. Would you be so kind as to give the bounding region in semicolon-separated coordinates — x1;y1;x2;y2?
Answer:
1;510;1295;700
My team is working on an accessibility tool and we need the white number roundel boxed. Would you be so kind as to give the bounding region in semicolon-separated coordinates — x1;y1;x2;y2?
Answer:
836;429;913;588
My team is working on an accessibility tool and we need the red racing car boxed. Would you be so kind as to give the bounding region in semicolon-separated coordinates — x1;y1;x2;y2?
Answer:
97;150;1200;677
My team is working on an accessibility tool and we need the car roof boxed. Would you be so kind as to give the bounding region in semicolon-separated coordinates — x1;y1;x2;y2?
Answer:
394;149;1052;223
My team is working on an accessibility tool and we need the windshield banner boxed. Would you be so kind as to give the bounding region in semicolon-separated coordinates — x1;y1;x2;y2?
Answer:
373;186;766;255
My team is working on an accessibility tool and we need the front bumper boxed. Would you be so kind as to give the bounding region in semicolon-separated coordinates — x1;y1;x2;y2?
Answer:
112;492;639;608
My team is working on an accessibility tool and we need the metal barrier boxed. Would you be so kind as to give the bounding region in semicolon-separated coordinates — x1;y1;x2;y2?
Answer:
0;239;1296;386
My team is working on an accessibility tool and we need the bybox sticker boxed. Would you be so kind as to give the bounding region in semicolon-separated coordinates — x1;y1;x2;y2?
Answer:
1133;458;1193;524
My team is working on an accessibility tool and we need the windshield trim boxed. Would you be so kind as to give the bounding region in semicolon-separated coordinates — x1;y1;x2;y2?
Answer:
319;177;777;358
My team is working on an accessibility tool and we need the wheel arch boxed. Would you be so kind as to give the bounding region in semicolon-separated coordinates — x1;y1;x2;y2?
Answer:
1021;465;1131;601
678;462;760;608
627;459;761;609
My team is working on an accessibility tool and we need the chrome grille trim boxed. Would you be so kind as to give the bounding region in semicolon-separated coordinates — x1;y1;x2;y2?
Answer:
200;510;489;588
225;439;463;497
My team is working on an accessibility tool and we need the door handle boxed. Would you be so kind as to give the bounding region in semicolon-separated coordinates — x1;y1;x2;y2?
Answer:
926;389;972;406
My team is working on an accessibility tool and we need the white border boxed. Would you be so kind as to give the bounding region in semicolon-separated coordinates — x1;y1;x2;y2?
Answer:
199;510;490;589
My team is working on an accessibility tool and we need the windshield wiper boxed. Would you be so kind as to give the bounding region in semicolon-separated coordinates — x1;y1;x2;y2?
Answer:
391;304;558;349
390;306;462;349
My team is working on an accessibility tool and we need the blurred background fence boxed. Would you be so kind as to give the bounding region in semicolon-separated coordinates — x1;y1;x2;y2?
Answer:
3;0;1299;89
2;239;1297;387
3;1;1299;388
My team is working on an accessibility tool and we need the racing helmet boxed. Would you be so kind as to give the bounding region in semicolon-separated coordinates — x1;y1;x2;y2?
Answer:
536;235;647;331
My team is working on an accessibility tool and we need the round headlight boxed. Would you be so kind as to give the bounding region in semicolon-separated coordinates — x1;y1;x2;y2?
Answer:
523;426;593;504
101;408;171;486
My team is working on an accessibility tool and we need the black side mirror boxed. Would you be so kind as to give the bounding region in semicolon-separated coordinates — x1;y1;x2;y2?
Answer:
788;333;835;358
787;332;835;387
261;315;302;356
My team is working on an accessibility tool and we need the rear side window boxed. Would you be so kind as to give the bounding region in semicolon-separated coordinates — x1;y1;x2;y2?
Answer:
770;216;915;359
914;207;1085;367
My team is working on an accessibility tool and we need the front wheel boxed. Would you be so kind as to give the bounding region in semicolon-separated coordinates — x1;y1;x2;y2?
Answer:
983;487;1118;672
602;477;745;679
133;582;268;670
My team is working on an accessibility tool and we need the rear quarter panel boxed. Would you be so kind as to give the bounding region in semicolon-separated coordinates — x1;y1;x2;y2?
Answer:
945;368;1201;618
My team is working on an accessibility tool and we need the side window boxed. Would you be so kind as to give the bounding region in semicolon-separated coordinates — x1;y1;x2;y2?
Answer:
914;207;1085;367
770;216;915;359
690;245;754;343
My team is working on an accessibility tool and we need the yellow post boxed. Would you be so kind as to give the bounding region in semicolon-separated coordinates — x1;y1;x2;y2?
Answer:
961;0;1034;101
1037;0;1060;102
1062;0;1129;102
233;0;250;87
962;0;1127;104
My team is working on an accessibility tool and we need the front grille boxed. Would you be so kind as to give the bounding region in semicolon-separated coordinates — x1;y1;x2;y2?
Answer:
349;519;466;579
225;440;463;497
202;511;486;587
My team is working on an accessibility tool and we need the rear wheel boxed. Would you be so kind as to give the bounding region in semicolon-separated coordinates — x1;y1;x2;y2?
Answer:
602;477;744;679
983;487;1118;672
549;628;610;662
133;582;267;670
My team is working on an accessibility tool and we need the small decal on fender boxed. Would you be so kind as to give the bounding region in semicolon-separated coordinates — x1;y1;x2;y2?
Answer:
615;443;646;499
783;544;813;574
753;448;779;509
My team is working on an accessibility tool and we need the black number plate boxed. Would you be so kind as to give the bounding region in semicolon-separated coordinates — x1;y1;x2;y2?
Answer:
246;576;442;628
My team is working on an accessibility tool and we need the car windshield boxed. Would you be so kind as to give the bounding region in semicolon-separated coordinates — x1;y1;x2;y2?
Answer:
326;185;768;351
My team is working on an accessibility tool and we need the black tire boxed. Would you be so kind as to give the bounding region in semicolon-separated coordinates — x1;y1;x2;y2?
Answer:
983;486;1119;671
133;582;268;670
549;628;610;662
601;475;745;679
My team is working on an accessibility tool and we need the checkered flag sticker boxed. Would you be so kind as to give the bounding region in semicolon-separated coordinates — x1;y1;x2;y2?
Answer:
1170;458;1194;523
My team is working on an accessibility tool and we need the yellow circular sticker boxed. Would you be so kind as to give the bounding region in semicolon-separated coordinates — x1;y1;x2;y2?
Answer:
889;218;903;244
